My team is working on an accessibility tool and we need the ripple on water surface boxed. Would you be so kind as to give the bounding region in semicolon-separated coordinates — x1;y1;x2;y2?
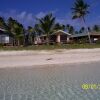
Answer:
0;62;100;100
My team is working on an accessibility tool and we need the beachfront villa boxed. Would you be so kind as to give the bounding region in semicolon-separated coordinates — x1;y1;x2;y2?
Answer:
71;32;100;43
1;27;100;45
51;30;71;43
34;30;71;44
0;28;13;45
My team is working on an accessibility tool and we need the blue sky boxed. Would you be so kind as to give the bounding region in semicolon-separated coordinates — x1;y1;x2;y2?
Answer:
0;0;100;28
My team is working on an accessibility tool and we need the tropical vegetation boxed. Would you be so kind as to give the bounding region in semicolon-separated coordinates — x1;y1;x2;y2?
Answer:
0;0;100;47
71;0;91;43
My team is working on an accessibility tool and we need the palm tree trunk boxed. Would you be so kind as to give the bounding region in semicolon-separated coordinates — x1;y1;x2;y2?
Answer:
46;34;49;45
82;17;92;44
46;37;49;45
17;39;20;46
13;38;16;46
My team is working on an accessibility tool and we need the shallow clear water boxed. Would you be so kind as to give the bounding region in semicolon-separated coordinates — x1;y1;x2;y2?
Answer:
0;62;100;100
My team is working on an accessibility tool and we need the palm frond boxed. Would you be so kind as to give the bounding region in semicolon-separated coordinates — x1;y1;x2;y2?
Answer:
71;0;90;20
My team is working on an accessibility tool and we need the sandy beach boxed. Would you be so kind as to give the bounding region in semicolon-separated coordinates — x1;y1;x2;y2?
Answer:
0;48;100;68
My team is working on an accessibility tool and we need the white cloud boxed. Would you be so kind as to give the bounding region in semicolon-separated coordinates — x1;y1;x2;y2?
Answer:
0;10;35;27
35;9;58;19
17;11;27;19
35;12;46;19
0;10;58;27
0;10;82;30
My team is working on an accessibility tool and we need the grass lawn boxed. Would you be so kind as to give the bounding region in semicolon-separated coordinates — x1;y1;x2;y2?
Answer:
0;43;100;51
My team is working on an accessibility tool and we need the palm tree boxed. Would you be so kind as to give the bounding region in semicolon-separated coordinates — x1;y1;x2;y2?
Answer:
34;24;42;36
66;24;75;34
0;16;8;29
27;26;34;45
88;27;91;32
75;31;79;34
93;25;100;32
15;23;24;46
7;17;24;46
79;27;85;33
71;0;91;43
37;13;55;44
69;26;75;34
54;23;65;31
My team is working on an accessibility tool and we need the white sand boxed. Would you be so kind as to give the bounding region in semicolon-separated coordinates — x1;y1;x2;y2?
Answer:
0;48;100;68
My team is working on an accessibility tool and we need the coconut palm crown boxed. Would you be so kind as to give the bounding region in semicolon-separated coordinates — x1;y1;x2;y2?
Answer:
38;13;55;44
71;0;90;21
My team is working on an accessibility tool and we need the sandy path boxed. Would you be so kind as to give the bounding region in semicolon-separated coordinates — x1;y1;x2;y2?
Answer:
0;49;100;68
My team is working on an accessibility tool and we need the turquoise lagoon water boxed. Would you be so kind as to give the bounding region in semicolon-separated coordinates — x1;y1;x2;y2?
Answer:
0;62;100;100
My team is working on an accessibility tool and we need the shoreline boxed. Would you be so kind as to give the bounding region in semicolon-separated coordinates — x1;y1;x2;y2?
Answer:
1;61;99;70
0;48;100;55
0;48;100;68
